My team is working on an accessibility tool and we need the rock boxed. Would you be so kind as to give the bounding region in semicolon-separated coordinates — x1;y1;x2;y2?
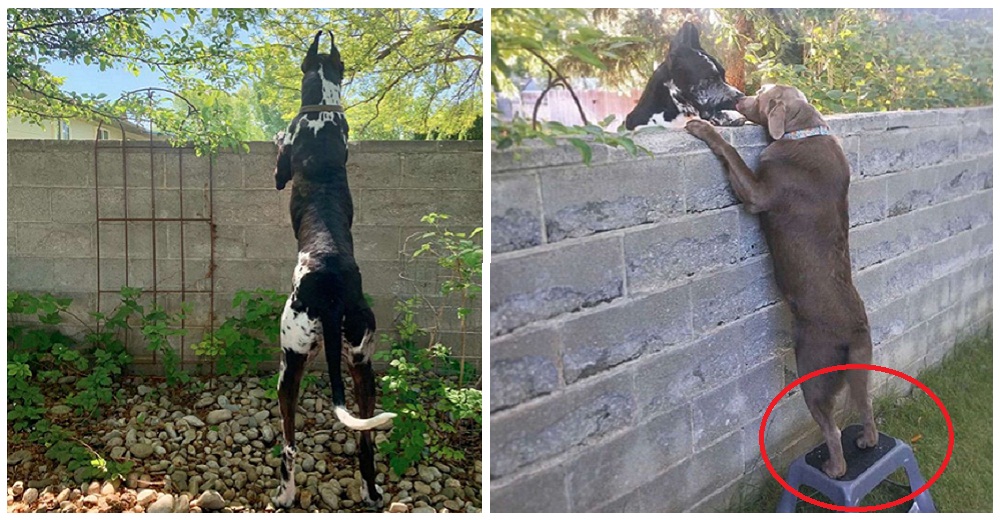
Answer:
443;499;462;511
7;449;31;465
398;480;413;491
129;442;155;459
22;488;39;505
344;439;356;455
110;446;127;459
315;459;327;474
253;410;269;423
319;483;340;510
418;465;439;483
137;385;154;396
11;481;24;497
50;404;72;415
413;506;436;513
171;470;188;490
389;502;408;513
234;433;249;445
206;409;233;425
87;481;101;495
195;396;215;408
196;490;225;511
174;494;191;513
413;481;432;496
55;488;71;503
261;425;275;443
182;415;205;428
300;489;313;509
301;454;316;472
137;489;158;507
147;494;175;513
445;478;461;489
82;494;99;507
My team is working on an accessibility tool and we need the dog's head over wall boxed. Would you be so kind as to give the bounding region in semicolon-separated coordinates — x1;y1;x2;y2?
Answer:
275;30;351;190
625;22;744;130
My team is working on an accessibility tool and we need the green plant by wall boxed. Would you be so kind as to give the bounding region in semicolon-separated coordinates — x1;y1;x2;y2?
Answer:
374;298;482;476
194;289;286;378
411;213;483;386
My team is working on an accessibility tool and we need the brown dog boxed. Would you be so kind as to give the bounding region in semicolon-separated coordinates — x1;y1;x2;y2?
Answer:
686;84;877;478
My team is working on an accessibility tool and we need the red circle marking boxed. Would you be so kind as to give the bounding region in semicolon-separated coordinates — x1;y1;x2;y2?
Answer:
758;363;954;512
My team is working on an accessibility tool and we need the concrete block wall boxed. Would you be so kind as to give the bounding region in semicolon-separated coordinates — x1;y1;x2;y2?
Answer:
490;107;992;512
7;139;483;372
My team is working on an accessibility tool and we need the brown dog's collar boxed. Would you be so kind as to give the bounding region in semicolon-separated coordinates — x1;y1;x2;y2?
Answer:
299;104;344;114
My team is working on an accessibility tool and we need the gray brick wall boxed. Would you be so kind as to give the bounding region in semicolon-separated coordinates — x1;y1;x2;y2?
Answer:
490;107;992;512
7;139;483;372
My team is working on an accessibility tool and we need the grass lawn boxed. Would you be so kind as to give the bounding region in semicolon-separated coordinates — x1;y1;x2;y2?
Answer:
730;328;992;512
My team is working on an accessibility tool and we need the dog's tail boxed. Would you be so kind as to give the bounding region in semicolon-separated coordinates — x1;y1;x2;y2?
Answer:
334;406;396;431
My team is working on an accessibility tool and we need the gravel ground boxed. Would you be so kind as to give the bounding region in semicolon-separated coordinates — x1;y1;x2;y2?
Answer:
6;374;482;513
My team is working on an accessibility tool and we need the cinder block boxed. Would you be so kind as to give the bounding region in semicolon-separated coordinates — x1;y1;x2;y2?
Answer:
16;222;94;259
826;112;887;135
492;140;610;174
737;210;767;261
204;151;243;189
491;466;569;513
8;187;51;222
492;173;544;253
689;257;779;334
976;153;993;189
633;323;744;418
740;303;793;367
883;166;937;218
868;293;914;347
491;327;563;412
401;152;482;190
624;209;739;295
692;359;783;449
490;373;635;479
244;226;298;259
632;126;721;154
883;109;941;129
177;150;213;189
9;149;95;187
637;431;743;512
355;188;481;227
934;157;982;205
859;128;911;176
539;156;684;242
491;236;624;337
840;134;861;177
213;189;283;226
684;151;739;212
566;406;693;512
347;152;402;189
912;126;961;170
351;225;402;261
49;188;97;223
242;150;278;189
561;284;691;384
850;216;907;271
849;177;887;226
960;120;993;157
595;488;643;513
213;259;287;293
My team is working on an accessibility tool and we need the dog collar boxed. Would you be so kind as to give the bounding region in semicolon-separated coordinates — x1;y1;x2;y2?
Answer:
299;104;344;114
781;126;831;140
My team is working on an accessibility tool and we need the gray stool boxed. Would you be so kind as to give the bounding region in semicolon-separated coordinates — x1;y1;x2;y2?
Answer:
776;424;937;512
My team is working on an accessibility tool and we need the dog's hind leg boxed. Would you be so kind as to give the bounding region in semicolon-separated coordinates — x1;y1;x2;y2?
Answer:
275;346;308;508
274;292;322;508
847;335;878;449
801;375;847;478
343;307;384;509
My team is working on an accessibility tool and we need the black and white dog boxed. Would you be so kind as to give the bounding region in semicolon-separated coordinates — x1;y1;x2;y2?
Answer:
272;31;395;510
625;22;745;130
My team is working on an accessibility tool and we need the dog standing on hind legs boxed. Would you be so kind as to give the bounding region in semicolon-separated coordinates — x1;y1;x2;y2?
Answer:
685;85;878;479
271;30;396;509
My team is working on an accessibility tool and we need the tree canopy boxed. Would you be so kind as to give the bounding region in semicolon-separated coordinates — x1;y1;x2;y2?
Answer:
7;8;483;153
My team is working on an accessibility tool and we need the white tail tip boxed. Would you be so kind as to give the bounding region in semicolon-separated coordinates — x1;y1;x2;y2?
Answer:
335;406;396;431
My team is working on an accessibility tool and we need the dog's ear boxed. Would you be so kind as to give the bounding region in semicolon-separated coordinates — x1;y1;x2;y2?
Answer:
328;31;341;62
766;98;786;140
672;21;702;50
301;31;322;73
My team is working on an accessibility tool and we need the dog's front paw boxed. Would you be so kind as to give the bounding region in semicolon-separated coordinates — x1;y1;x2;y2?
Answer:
273;131;287;146
273;483;296;509
856;429;878;449
685;119;720;142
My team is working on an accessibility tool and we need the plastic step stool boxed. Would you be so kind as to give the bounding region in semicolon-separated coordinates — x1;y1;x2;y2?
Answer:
776;424;937;512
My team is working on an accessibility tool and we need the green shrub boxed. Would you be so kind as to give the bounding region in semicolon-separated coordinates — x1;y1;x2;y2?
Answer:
195;289;286;378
